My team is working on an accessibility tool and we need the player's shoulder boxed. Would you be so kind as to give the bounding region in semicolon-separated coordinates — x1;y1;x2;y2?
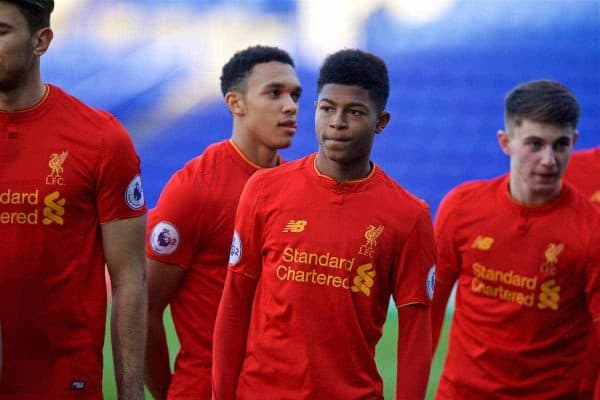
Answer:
161;140;235;193
564;182;600;217
442;175;504;208
49;84;121;129
568;146;600;170
248;154;310;185
181;140;229;172
373;165;430;213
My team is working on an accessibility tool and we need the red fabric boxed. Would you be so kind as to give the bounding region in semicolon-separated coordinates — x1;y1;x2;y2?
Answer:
0;85;145;399
563;147;600;399
563;147;600;207
211;271;257;400
396;305;432;400
434;175;600;399
146;140;263;398
218;153;436;399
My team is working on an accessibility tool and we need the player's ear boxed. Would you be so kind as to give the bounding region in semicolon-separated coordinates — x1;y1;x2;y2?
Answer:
225;92;246;116
375;111;390;134
497;130;511;156
32;27;53;57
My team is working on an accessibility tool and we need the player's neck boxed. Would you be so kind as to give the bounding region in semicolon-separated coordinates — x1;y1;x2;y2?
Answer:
315;152;372;183
230;134;279;168
0;76;47;112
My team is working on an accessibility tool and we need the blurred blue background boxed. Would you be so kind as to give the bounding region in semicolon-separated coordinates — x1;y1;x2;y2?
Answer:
44;0;599;215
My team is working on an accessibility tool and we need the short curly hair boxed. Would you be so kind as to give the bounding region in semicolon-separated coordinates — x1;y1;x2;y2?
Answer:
220;45;295;96
317;49;389;112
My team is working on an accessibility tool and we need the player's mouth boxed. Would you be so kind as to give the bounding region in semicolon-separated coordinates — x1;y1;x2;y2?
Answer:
534;172;559;181
278;120;297;134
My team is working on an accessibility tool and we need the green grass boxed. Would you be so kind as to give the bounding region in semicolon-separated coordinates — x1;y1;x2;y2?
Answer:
102;310;451;399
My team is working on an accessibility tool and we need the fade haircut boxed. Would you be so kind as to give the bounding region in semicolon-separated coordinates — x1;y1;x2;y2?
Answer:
3;0;54;33
220;45;295;96
317;49;389;112
505;80;580;132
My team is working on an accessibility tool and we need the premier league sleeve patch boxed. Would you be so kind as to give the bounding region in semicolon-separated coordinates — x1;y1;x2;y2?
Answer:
228;230;242;266
426;265;436;300
150;221;180;255
125;174;145;210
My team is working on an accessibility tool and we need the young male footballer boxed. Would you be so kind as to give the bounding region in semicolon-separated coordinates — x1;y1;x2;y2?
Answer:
0;1;147;398
431;80;600;399
213;48;436;400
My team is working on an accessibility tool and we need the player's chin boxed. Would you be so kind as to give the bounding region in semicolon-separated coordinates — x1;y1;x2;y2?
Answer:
321;147;352;163
272;134;295;149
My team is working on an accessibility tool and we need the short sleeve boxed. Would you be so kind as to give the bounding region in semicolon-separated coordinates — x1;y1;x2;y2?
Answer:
227;174;265;279
393;207;437;307
95;114;146;222
434;190;462;285
146;168;204;268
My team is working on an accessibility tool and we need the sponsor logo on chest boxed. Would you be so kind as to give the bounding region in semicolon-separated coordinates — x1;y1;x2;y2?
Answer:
468;239;564;311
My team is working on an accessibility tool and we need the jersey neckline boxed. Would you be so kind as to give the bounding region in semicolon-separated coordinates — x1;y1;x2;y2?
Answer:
0;84;55;122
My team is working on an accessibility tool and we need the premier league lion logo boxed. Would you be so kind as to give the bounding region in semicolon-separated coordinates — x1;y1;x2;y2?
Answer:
150;221;180;255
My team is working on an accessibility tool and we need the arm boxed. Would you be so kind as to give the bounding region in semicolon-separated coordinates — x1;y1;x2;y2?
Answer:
396;304;432;400
431;276;456;352
145;259;185;399
102;215;147;400
212;271;258;400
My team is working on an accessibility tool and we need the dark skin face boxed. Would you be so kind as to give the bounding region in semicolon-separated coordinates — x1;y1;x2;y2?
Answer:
225;61;302;167
314;84;389;182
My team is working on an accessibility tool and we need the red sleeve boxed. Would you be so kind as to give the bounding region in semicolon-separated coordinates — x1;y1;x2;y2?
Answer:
95;115;146;222
227;174;264;278
146;168;203;268
212;174;265;399
212;259;258;400
392;207;436;307
431;190;460;350
395;304;432;400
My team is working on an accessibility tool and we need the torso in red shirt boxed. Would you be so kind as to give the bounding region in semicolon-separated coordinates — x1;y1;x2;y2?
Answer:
146;140;266;399
0;85;146;399
435;175;600;400
229;154;436;400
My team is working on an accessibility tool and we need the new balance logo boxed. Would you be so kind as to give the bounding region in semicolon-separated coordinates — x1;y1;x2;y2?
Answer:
472;235;494;250
283;220;307;233
43;191;66;225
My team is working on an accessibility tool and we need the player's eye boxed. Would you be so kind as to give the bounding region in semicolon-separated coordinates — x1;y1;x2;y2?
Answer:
527;139;543;150
347;108;364;116
291;90;302;103
553;139;571;151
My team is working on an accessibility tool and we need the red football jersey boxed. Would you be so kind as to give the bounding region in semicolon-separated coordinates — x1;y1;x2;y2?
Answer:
564;147;600;207
228;154;436;399
434;175;600;400
0;85;146;399
146;140;271;398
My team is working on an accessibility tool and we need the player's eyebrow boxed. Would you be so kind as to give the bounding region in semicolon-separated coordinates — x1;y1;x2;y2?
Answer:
263;82;302;91
318;98;369;110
